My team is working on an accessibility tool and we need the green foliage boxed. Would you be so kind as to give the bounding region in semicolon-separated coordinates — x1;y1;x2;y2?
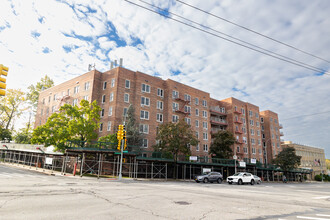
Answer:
272;147;301;171
125;105;143;147
14;129;32;144
155;119;198;163
314;175;322;181
31;100;101;151
0;89;27;130
0;126;12;141
209;130;235;159
26;75;54;112
98;133;118;145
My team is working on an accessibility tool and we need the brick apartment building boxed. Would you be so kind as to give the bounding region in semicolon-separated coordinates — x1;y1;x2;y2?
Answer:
35;66;283;163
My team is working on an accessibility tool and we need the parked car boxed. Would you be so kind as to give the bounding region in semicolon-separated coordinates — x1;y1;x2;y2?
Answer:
195;172;223;183
226;172;255;185
253;175;262;184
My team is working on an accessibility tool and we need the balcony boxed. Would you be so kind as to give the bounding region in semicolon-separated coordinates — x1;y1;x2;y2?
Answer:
210;107;226;116
211;128;225;134
279;123;283;129
236;139;244;144
235;130;243;134
210;117;228;126
233;110;242;114
280;132;284;136
234;120;243;124
175;109;189;115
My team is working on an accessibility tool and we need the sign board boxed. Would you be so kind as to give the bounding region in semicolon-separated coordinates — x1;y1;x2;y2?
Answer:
250;159;257;164
189;156;198;161
45;157;53;165
239;161;246;168
203;168;211;173
233;155;237;160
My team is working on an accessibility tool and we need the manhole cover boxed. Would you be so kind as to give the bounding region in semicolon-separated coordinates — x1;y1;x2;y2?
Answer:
174;201;191;205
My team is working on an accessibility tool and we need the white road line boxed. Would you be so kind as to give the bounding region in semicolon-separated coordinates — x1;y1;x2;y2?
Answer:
316;214;330;217
312;196;330;199
297;216;330;220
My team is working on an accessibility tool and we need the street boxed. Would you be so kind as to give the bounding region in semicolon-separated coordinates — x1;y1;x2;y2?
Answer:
0;164;330;220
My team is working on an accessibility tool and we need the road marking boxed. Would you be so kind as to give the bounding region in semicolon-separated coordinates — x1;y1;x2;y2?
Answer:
316;214;330;217
312;196;330;200
297;216;330;220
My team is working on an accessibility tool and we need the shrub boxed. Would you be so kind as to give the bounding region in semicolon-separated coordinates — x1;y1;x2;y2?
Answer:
314;175;322;181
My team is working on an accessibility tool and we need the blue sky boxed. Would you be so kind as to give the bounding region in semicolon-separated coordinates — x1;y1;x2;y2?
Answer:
1;0;330;158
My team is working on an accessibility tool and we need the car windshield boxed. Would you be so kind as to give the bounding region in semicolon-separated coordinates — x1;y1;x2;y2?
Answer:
202;172;210;175
233;173;243;176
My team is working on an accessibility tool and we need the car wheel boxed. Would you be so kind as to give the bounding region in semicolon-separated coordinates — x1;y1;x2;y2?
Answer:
203;178;209;183
217;178;222;184
238;179;243;185
257;181;261;184
250;179;255;185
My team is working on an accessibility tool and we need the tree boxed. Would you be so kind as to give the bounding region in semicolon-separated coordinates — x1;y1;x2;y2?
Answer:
31;100;101;151
155;119;198;167
125;105;143;149
209;130;235;159
14;129;32;144
0;126;12;141
98;133;118;147
273;147;301;172
26;75;54;112
0;89;27;130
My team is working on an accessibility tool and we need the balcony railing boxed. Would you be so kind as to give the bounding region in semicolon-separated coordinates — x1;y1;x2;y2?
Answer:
210;117;227;125
211;128;225;134
234;120;243;124
210;107;226;115
279;123;283;129
280;132;284;136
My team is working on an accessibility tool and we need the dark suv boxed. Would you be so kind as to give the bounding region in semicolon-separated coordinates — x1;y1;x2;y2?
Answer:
195;172;223;183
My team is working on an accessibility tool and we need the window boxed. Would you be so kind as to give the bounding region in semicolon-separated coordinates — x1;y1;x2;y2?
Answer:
67;89;70;96
257;130;260;136
244;147;248;154
203;132;208;140
270;117;273;122
255;112;259;118
258;148;262;154
53;94;57;101
85;82;90;90
249;110;253;117
277;143;280;148
250;129;255;135
242;127;246;134
141;83;150;93
157;101;163;110
262;133;265;139
203;144;208;152
125;80;130;89
140;110;149;120
156;113;163;122
157;88;164;97
73;98;78;106
142;139;148;148
252;148;256;154
203;121;208;129
237;146;240;153
108;107;113;116
195;120;199;127
185;117;191;125
74;86;79;94
41;109;43;115
124;93;129;103
110;92;114;102
195;108;199;116
184;106;191;114
274;119;278;124
172;102;179;111
184;94;191;102
107;121;111;131
83;95;88;101
172;90;179;99
202;110;207;118
172;115;179;123
250;119;254;126
99;123;103;132
241;108;245;115
258;139;261;145
261;125;264;131
141;97;150;106
256;121;259;127
103;81;107;90
139;124;149;134
100;109;104;117
243;137;247;143
102;95;106;103
52;106;56;113
195;97;199;105
48;96;51;103
42;98;45;104
195;132;199;139
202;100;207;107
123;108;128;117
251;138;255;145
111;79;115;88
196;144;200;151
260;117;264;123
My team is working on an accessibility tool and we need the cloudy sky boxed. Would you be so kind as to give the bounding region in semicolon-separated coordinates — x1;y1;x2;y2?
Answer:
1;0;330;157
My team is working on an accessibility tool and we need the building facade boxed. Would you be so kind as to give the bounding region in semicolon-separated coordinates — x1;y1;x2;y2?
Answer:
35;66;283;162
281;141;326;178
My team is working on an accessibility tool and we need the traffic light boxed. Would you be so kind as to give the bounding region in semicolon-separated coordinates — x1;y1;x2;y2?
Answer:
124;138;127;150
0;64;8;96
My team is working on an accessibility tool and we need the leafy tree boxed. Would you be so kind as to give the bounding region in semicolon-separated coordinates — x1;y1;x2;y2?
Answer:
326;159;330;170
26;75;54;112
273;146;301;172
0;126;12;141
98;133;118;147
125;105;143;148
14;129;32;144
209;130;235;159
0;89;27;130
155;119;198;176
31;100;101;151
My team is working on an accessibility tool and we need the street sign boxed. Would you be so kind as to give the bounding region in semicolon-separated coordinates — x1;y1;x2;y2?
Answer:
45;157;53;165
251;159;256;164
189;156;198;161
233;155;237;160
203;168;211;173
239;161;246;167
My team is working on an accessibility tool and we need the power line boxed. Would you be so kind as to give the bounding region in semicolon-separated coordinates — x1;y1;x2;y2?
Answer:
124;0;330;75
138;0;330;75
281;110;330;120
176;0;330;64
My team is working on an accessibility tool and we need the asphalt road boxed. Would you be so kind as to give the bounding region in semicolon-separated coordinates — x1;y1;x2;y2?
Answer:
0;164;330;220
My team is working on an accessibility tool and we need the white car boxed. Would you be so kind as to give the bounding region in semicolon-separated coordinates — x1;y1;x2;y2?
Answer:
227;172;256;185
253;175;262;184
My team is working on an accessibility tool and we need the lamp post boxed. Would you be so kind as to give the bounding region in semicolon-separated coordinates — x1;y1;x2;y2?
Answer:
233;155;237;174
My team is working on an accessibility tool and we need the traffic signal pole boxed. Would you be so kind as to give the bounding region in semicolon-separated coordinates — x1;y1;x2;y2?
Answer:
118;138;125;180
